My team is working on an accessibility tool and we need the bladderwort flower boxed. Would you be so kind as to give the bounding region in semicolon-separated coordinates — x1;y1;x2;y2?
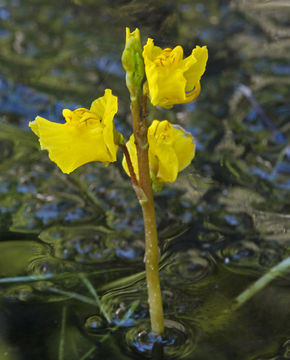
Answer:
122;120;195;190
143;38;208;109
29;89;119;174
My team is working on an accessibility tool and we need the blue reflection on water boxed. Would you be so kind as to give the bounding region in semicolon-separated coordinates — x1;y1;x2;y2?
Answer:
0;74;81;127
0;7;10;20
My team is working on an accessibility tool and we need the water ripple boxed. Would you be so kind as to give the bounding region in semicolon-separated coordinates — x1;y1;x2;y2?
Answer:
124;319;199;359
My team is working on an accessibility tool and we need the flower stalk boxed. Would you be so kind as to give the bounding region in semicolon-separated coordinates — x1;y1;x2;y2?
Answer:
130;92;165;335
119;143;138;187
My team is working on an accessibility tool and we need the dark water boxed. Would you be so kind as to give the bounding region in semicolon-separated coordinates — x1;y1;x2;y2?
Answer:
0;0;290;359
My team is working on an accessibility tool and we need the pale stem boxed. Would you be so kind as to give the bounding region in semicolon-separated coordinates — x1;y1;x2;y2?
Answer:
129;92;164;335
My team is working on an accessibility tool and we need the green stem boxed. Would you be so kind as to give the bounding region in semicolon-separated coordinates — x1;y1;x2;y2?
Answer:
58;305;67;360
233;257;290;310
130;92;164;335
142;194;165;335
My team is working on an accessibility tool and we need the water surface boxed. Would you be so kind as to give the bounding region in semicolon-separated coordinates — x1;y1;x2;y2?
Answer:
0;0;290;359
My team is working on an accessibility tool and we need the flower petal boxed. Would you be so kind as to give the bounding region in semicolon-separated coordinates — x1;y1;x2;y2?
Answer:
172;124;196;171
184;46;208;92
29;115;113;174
152;69;186;108
148;120;179;182
154;142;179;182
143;38;163;62
90;89;119;161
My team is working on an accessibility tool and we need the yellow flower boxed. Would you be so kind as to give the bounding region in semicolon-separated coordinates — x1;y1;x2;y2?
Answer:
122;120;195;187
29;89;119;174
143;38;208;108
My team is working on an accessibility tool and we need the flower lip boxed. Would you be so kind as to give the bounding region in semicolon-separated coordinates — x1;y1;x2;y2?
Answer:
153;46;183;68
29;89;119;174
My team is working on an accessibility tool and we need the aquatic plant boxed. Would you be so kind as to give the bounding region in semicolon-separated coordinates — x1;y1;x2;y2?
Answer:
29;27;208;337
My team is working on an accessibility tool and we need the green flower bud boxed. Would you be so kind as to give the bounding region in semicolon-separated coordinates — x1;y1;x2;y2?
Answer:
121;28;144;97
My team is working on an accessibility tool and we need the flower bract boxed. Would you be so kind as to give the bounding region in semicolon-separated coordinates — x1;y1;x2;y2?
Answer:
29;89;119;174
122;120;195;188
143;39;208;109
